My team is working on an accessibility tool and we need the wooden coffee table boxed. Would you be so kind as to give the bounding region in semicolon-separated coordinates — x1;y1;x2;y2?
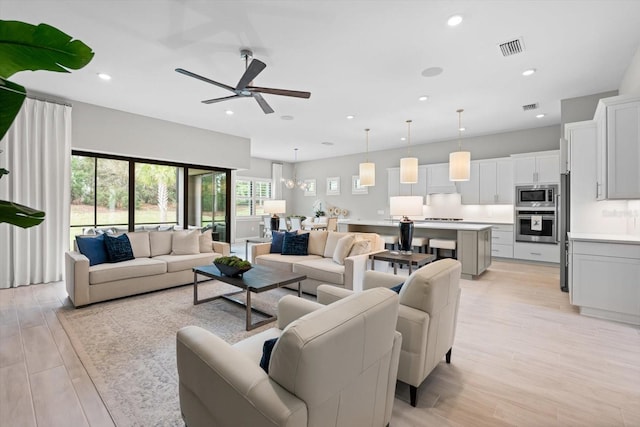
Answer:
370;251;436;275
192;264;306;331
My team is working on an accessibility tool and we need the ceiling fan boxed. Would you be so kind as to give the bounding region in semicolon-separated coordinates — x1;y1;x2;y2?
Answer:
175;49;311;114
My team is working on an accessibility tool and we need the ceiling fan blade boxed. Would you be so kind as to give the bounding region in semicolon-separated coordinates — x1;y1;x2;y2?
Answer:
175;68;235;92
253;93;274;114
236;59;266;90
247;86;311;99
201;94;241;104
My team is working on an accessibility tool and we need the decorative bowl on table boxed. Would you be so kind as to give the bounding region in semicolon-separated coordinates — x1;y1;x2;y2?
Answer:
213;256;252;278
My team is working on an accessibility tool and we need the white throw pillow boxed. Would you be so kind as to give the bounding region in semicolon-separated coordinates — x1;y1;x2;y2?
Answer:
348;239;371;257
199;229;214;253
332;234;356;265
172;229;200;255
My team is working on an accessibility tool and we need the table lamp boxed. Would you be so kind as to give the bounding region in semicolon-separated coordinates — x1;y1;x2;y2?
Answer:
389;196;424;253
263;199;286;233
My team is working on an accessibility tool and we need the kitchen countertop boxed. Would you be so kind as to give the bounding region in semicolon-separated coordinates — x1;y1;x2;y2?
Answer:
568;232;640;244
340;219;493;231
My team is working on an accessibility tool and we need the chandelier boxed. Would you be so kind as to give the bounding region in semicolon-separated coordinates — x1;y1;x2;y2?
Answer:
283;148;308;190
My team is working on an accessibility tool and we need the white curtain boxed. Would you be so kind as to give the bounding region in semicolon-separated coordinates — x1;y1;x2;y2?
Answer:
0;98;71;288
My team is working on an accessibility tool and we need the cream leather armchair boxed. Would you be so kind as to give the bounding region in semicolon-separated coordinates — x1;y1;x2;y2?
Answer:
317;258;462;407
176;288;402;427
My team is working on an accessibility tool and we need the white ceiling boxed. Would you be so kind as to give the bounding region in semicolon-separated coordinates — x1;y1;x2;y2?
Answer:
5;1;640;163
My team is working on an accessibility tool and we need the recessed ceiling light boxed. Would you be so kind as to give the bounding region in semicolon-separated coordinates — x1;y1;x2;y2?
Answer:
536;113;545;118
400;137;406;141
346;115;355;120
459;127;466;132
421;67;443;77
225;110;234;115
522;68;536;76
418;95;429;101
447;15;463;27
321;141;334;146
280;115;294;120
97;73;111;81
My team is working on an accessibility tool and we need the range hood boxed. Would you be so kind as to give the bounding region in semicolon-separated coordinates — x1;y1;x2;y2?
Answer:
426;183;458;194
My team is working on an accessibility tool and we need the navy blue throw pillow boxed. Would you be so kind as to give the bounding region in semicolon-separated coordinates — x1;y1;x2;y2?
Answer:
76;235;108;266
260;338;278;373
270;231;297;253
390;282;404;294
103;234;135;263
282;232;309;255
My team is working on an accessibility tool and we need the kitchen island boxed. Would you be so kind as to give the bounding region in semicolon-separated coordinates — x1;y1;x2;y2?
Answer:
338;220;492;279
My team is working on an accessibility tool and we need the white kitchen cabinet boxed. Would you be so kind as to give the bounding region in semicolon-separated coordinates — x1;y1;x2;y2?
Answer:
512;151;559;185
387;166;427;198
490;224;514;258
426;163;456;194
478;158;513;204
457;162;479;204
513;241;559;263
569;236;640;325
593;95;640;200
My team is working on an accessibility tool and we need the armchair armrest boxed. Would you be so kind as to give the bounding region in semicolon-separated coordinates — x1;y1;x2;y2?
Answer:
276;295;323;329
362;270;405;290
65;251;90;307
212;241;231;256
177;326;307;427
316;285;353;305
251;242;272;263
343;253;370;292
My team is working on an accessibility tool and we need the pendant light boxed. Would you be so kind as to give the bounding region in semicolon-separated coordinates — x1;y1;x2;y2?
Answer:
359;128;375;186
400;119;418;184
449;109;471;181
284;148;308;190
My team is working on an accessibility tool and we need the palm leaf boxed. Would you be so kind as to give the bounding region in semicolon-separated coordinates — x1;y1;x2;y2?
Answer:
0;200;45;228
0;20;94;78
0;78;26;140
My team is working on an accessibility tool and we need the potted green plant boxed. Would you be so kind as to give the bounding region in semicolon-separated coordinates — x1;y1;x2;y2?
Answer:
214;256;252;277
0;20;94;227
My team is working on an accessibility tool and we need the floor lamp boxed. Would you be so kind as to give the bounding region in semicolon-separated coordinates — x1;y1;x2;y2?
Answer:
263;200;286;234
390;196;424;254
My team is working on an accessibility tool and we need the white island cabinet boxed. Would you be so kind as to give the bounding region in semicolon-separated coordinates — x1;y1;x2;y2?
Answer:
569;233;640;325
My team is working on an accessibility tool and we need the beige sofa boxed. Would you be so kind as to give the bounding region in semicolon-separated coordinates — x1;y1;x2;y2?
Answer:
177;288;402;427
250;231;384;295
65;230;230;307
317;258;462;407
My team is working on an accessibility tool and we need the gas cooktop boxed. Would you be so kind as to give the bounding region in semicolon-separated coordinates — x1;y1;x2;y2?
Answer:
424;218;464;221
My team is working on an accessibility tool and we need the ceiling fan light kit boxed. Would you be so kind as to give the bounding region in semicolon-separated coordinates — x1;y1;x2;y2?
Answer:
449;109;471;181
176;49;310;114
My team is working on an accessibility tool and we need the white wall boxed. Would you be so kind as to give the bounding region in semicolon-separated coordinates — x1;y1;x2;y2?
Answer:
619;44;640;95
72;101;251;170
290;125;560;220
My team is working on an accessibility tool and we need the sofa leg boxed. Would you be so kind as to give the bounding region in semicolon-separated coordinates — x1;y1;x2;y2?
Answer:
446;347;452;364
410;385;417;407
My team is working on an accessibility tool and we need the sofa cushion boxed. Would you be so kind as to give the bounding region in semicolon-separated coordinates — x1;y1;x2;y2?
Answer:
349;239;371;257
306;231;328;256
104;234;135;263
323;232;349;258
126;231;151;258
293;258;345;285
154;253;219;273
259;338;278;373
282;232;309;255
199;229;214;253
172;230;200;255
255;254;322;272
332;234;356;265
89;257;167;285
150;231;173;257
76;235;108;266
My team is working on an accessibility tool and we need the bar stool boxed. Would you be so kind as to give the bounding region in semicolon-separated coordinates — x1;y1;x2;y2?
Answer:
379;235;399;251
411;237;429;253
430;238;457;259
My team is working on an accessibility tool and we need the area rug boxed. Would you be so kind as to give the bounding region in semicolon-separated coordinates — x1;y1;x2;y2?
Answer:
57;281;304;427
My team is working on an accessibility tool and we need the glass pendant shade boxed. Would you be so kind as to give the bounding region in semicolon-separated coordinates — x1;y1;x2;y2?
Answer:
449;151;471;181
359;162;375;186
400;157;418;183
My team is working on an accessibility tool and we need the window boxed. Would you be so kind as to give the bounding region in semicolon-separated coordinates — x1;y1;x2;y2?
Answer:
134;163;178;227
235;178;272;216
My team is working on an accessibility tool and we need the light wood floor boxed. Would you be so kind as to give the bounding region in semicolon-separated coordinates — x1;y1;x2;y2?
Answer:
1;248;639;426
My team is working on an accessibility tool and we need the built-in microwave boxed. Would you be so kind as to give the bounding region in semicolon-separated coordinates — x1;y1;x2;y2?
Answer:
515;185;557;208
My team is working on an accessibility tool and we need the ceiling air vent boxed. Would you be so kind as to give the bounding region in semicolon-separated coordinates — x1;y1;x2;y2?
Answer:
522;103;539;111
498;38;524;57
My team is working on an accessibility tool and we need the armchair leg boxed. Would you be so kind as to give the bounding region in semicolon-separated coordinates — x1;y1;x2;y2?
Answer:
446;347;452;364
410;385;418;407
